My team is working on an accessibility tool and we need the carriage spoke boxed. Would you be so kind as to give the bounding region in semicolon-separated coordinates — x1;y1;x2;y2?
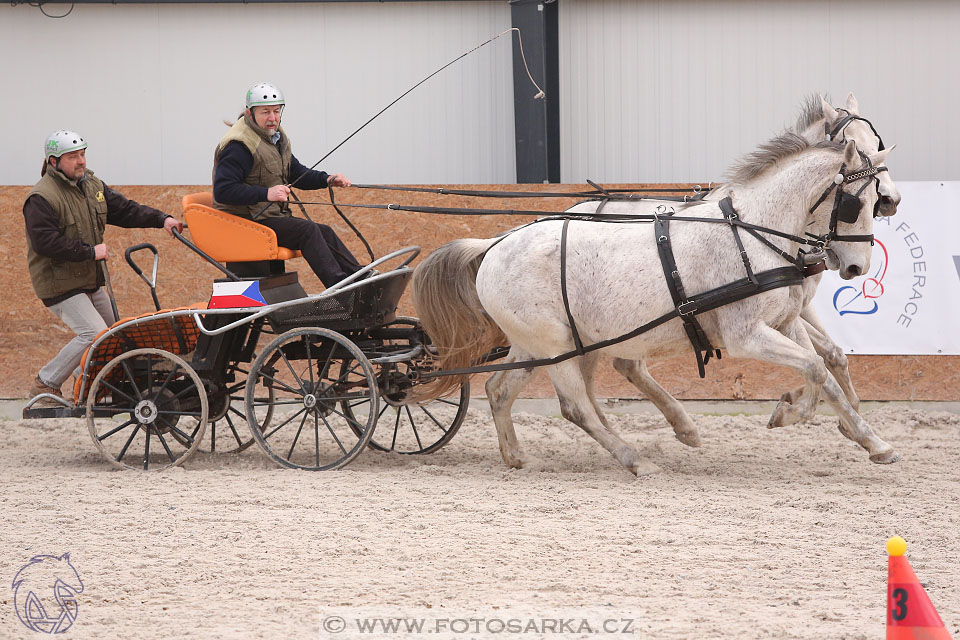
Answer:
314;413;321;467
263;408;307;440
405;405;424;449
319;412;348;456
278;348;306;392
224;413;244;447
255;399;304;407
146;355;154;395
254;369;302;396
154;365;181;399
318;340;335;383
101;379;138;405
287;411;309;460
120;360;143;401
142;429;152;470
305;339;315;387
434;397;461;407
419;405;450;434
165;422;196;444
155;431;177;463
390;408;402;450
115;424;142;461
325;404;369;432
97;417;137;441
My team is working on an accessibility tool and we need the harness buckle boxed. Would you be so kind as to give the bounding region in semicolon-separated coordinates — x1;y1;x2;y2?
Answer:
678;300;697;317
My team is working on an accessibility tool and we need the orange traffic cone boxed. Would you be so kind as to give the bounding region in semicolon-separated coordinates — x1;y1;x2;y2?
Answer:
886;536;953;640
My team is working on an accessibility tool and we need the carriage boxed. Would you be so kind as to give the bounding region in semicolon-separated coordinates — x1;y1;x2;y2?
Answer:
22;193;470;471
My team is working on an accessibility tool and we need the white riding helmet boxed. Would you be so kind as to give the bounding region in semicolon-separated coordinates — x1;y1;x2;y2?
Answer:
44;130;87;160
245;82;285;109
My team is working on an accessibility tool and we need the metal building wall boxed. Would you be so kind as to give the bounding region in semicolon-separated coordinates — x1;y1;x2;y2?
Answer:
1;1;514;185
559;0;958;183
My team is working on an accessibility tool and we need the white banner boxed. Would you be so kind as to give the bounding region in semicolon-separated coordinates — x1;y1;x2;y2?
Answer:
811;181;960;355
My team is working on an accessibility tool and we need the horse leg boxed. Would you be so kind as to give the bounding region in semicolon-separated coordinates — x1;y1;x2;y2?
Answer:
485;348;536;469
579;351;612;430
800;309;861;412
725;323;826;429
612;357;701;448
819;373;900;463
780;317;861;413
547;360;659;476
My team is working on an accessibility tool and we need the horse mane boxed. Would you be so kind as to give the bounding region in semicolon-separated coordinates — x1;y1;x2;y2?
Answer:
725;132;813;185
793;93;829;134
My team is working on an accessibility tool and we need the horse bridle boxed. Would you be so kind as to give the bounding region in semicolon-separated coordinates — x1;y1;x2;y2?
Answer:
824;109;890;218
808;152;886;246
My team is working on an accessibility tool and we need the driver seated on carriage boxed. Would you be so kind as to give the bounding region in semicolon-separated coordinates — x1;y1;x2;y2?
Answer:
211;82;368;288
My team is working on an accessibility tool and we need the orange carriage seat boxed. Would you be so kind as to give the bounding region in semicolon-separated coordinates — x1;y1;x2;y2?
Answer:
181;192;302;262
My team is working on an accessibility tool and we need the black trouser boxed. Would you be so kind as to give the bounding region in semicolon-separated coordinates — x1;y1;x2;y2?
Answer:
259;216;361;288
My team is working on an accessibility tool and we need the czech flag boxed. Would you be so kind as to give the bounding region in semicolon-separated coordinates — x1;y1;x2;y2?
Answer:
208;281;268;309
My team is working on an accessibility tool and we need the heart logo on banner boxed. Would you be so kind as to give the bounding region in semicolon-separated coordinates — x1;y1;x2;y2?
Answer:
862;277;884;299
831;239;888;316
833;286;879;316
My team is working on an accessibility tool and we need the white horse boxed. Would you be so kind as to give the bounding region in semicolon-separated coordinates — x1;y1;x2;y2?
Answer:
562;94;899;450
412;136;896;475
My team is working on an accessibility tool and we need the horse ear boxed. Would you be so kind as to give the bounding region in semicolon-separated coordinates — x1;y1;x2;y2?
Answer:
868;146;895;166
820;96;839;125
845;92;860;115
843;139;858;165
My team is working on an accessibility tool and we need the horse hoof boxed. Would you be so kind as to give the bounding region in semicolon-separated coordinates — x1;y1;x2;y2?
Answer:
675;430;702;448
631;459;661;477
869;449;902;465
767;409;784;429
501;451;525;469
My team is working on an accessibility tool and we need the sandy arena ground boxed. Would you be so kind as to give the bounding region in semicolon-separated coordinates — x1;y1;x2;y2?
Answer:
2;403;958;639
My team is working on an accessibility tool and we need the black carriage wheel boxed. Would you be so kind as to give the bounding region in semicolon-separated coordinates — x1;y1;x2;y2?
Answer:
86;348;208;471
245;327;379;470
342;317;470;454
179;364;274;454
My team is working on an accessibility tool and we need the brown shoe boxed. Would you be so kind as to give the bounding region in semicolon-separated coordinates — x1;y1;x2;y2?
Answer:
28;377;66;408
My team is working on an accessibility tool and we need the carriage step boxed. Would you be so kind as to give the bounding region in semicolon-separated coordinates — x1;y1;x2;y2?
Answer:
22;405;85;419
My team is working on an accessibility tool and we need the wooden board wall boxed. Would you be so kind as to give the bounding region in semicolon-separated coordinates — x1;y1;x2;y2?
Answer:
2;184;956;400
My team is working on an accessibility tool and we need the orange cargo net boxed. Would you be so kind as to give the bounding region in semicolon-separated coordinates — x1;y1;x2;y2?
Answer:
73;303;207;404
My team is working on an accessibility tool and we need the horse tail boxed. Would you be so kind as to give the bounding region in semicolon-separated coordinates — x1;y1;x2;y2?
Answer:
411;237;506;401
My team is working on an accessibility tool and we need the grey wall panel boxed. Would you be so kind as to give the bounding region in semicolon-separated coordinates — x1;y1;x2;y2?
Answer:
2;1;514;185
559;0;958;183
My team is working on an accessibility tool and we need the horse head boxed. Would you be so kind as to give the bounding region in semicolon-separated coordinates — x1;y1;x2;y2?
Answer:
818;93;901;217
816;140;894;280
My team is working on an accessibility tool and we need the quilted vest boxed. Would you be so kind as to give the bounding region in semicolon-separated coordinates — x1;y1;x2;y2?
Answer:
212;114;293;220
26;169;108;299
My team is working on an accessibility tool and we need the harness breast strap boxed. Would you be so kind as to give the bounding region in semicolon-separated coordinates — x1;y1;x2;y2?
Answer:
654;211;720;378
